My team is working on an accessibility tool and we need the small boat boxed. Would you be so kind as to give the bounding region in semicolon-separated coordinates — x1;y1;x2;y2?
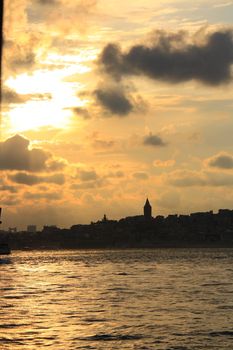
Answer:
0;243;11;255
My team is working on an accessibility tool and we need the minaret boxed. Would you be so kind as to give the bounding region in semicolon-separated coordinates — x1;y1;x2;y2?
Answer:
144;198;152;220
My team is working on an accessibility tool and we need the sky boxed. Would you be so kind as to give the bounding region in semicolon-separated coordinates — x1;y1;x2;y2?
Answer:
1;0;233;230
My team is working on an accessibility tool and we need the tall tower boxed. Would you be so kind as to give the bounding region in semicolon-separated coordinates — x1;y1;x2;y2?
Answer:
144;198;152;220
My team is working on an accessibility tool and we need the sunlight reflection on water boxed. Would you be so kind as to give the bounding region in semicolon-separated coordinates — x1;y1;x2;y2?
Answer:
0;249;233;349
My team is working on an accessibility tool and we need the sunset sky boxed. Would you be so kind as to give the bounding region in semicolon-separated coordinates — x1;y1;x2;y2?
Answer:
1;0;233;230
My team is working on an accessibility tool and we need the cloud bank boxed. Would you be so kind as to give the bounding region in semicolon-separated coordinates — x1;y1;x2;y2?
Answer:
9;172;65;186
99;29;233;86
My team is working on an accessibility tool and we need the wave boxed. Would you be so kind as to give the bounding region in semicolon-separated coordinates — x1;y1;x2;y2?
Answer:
75;333;144;341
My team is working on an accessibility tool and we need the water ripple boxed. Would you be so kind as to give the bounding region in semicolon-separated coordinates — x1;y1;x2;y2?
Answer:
0;248;233;349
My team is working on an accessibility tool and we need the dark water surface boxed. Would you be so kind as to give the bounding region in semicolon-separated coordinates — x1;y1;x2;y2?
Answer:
0;249;233;349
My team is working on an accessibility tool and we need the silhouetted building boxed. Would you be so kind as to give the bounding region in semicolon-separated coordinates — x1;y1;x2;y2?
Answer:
144;198;152;220
27;225;37;233
102;214;108;222
42;225;59;234
9;227;17;233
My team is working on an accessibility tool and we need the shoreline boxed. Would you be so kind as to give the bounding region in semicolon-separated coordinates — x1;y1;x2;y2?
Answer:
8;242;233;252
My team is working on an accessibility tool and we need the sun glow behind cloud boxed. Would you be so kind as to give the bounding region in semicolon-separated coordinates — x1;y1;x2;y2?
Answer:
5;66;89;132
7;101;71;132
45;50;97;66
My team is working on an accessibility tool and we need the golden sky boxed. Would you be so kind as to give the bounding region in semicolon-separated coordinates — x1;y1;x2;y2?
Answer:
1;0;233;230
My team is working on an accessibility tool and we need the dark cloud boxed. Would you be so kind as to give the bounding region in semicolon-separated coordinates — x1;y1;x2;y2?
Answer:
10;50;36;70
0;185;18;193
133;172;149;180
94;87;133;116
207;153;233;169
24;191;62;200
143;134;166;147
9;172;65;186
27;0;98;34
72;167;115;189
2;87;24;104
36;0;59;5
4;39;37;75
0;135;64;172
72;107;91;119
46;159;67;171
0;135;49;171
77;169;98;182
2;87;52;104
99;30;233;86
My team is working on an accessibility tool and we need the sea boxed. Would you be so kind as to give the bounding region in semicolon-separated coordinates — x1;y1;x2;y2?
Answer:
0;248;233;350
